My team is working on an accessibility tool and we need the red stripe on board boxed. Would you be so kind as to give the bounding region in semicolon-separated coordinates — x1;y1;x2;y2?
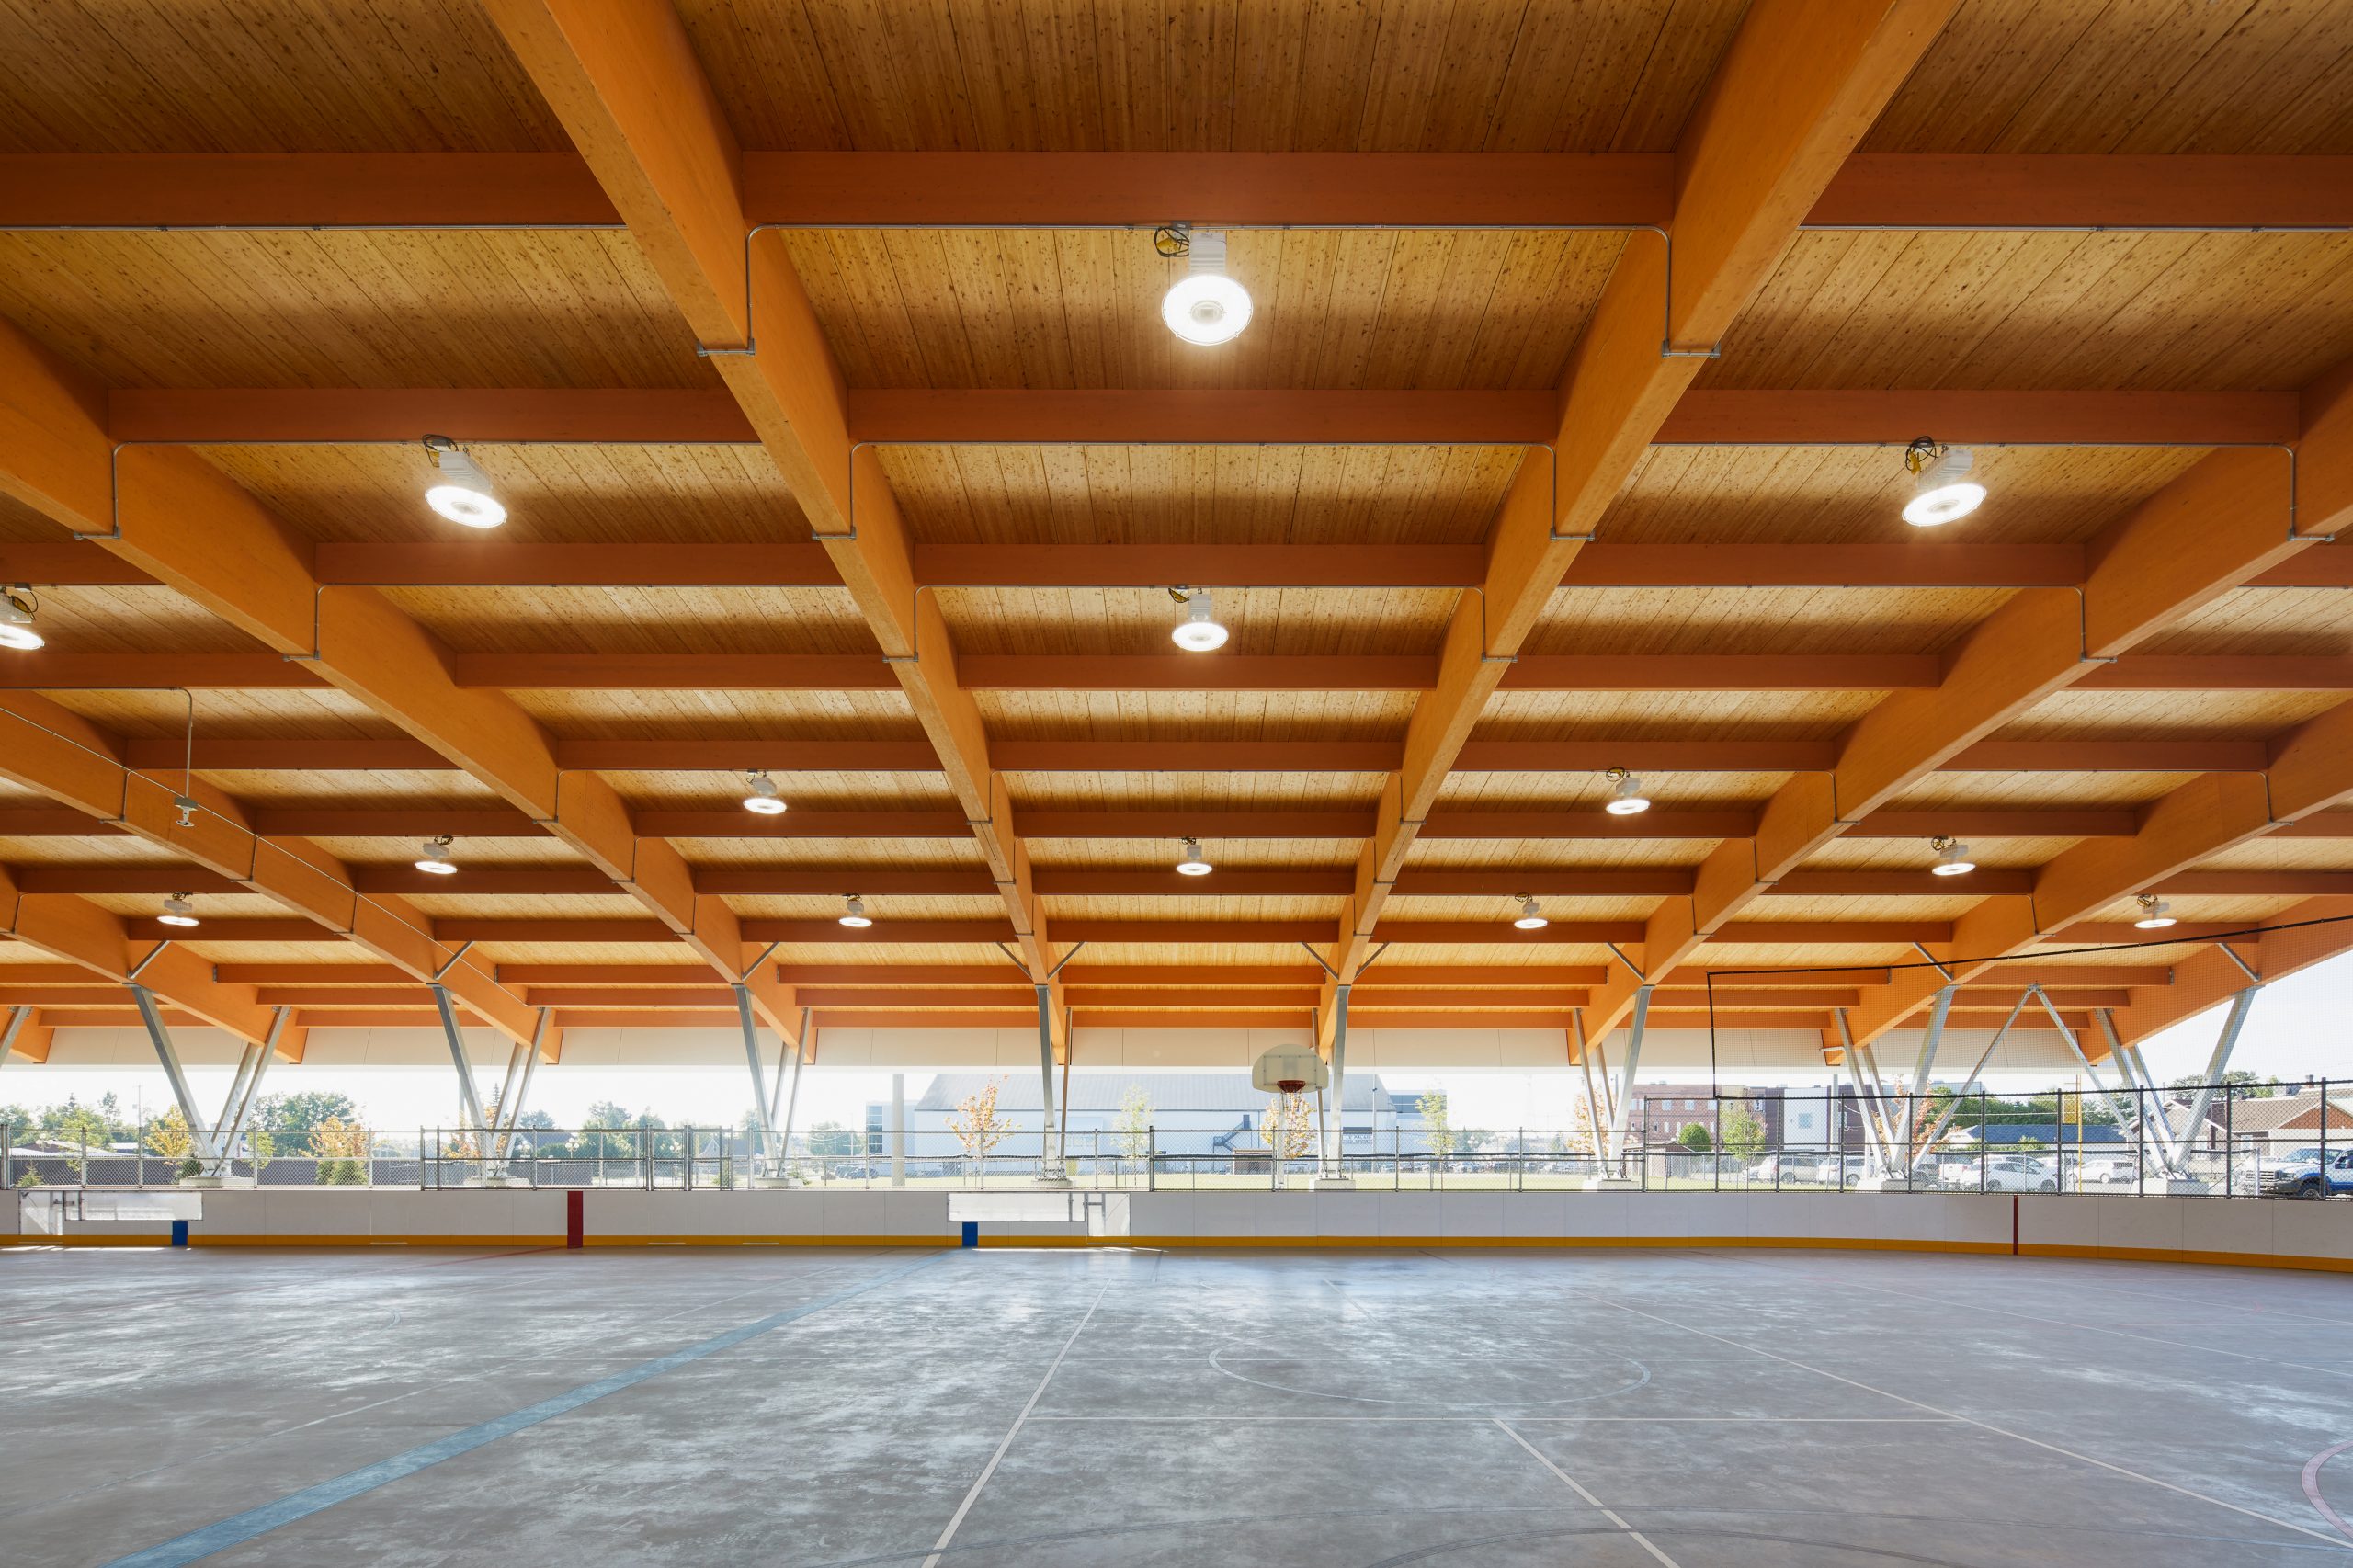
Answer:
566;1190;585;1249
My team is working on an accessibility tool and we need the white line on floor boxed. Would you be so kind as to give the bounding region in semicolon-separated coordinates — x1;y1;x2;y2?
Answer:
1026;1415;1958;1423
1495;1419;1686;1568
921;1284;1108;1568
1596;1297;2353;1552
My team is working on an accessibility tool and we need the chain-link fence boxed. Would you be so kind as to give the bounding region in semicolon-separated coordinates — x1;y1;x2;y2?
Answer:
5;1078;2341;1195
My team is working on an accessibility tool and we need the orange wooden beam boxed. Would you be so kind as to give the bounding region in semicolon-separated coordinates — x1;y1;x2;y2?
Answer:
6;650;2347;697
0;318;783;1055
0;691;540;1051
2106;897;2353;1047
1809;154;2353;230
482;0;1059;1007
1836;362;2353;1046
1329;0;1963;981
14;536;2349;595
12;153;2345;231
1655;388;2301;446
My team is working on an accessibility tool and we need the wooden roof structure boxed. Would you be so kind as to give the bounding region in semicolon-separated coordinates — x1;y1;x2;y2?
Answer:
3;0;2352;1068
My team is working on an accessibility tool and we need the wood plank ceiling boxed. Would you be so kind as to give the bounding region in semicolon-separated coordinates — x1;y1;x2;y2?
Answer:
1;0;2352;1064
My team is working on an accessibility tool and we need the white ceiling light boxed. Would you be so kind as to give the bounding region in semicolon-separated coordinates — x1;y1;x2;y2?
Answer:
415;835;459;876
0;585;42;651
157;894;201;929
1169;586;1229;652
1902;437;1985;528
2133;893;2177;930
1603;767;1651;816
1176;837;1213;876
1512;894;1549;931
1160;227;1252;347
838;894;873;929
422;435;506;528
742;770;789;815
1929;835;1976;877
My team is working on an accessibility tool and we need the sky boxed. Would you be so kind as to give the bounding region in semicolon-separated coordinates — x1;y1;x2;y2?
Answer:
6;949;2347;1137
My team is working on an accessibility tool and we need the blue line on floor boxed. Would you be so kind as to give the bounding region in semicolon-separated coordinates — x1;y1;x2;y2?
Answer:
104;1251;944;1568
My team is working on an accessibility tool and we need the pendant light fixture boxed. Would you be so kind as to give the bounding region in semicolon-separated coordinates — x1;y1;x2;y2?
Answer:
2133;893;2176;930
1159;227;1252;347
421;435;506;528
1169;586;1229;652
1902;437;1985;528
1929;835;1976;877
415;835;460;876
742;770;788;815
1603;767;1651;815
0;585;42;651
157;894;201;929
1175;837;1213;876
1511;894;1549;930
838;893;873;929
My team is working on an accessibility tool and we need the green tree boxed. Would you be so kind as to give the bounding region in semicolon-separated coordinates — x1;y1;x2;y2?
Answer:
1678;1122;1713;1153
1712;1096;1769;1158
1418;1092;1457;1160
0;1103;34;1138
1718;1103;1768;1161
251;1090;358;1133
1115;1085;1154;1161
42;1093;124;1146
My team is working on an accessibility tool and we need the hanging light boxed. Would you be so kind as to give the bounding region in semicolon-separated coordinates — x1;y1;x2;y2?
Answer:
1169;586;1229;652
1929;835;1976;877
0;585;42;651
172;794;200;828
1175;837;1213;876
742;770;789;816
415;835;459;876
1902;437;1985;528
838;893;872;929
1603;767;1651;816
157;894;201;929
1512;894;1549;931
1159;227;1252;347
422;435;506;528
2133;893;2177;930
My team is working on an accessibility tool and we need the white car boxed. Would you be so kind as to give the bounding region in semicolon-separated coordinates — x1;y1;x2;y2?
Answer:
1972;1154;2060;1193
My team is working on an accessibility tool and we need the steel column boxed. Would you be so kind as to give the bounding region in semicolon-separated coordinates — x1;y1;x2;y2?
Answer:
733;982;775;1162
1912;988;2036;1156
2167;986;2261;1172
891;1073;907;1186
1324;983;1351;1170
1604;985;1654;1168
1900;984;1958;1156
1035;983;1061;1170
430;983;489;1131
130;983;215;1160
0;1006;28;1073
774;1008;810;1165
206;1007;290;1176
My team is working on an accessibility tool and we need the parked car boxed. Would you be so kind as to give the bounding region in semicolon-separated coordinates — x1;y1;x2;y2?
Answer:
2256;1145;2353;1199
1974;1154;2060;1193
2077;1155;2139;1186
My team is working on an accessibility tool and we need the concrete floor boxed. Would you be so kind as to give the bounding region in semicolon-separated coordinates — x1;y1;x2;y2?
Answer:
3;1245;2350;1567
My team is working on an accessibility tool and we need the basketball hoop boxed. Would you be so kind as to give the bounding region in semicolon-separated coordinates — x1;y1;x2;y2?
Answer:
1253;1044;1328;1096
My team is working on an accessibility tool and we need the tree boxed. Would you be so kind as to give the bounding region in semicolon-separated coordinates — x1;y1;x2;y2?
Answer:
0;1103;33;1136
144;1108;203;1177
1115;1085;1155;1161
42;1093;124;1148
252;1090;358;1133
1678;1122;1713;1153
1259;1093;1316;1162
945;1079;1013;1178
1718;1103;1769;1162
2171;1069;2267;1096
1418;1092;1457;1160
313;1116;370;1185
